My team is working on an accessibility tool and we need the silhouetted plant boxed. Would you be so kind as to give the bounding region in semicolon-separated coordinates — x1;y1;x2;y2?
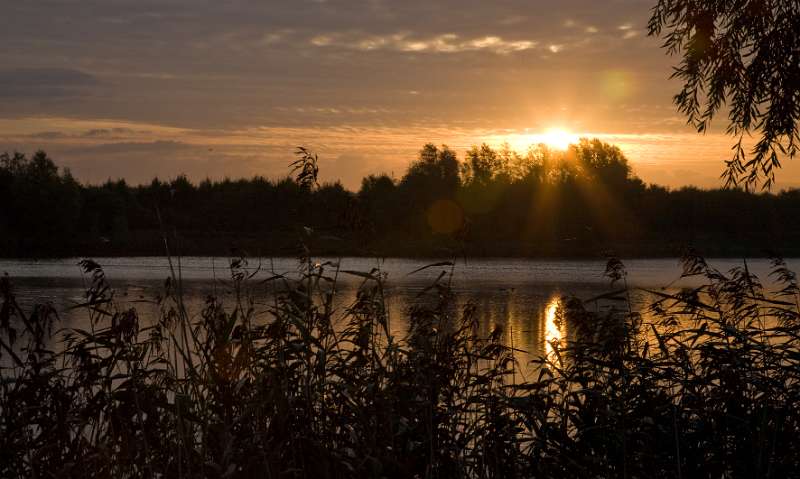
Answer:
3;249;800;477
291;146;320;191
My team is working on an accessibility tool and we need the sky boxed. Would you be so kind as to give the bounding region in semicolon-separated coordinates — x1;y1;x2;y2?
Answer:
2;0;797;190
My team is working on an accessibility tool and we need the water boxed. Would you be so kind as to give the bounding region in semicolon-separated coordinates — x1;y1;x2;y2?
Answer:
2;256;796;374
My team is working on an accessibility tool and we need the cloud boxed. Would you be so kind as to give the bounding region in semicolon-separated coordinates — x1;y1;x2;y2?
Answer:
27;131;68;140
63;140;193;156
14;127;150;141
309;32;538;55
81;127;143;138
0;68;98;98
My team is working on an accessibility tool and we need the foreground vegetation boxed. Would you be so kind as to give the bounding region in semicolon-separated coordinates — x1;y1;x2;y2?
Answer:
2;246;799;477
4;142;800;258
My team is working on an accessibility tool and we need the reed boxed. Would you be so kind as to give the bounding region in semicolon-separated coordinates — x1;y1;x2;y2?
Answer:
2;248;799;478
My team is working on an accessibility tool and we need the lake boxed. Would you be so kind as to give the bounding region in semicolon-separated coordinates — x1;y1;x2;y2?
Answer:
2;256;795;376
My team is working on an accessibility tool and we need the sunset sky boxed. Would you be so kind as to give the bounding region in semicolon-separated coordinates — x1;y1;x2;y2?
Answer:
2;0;797;190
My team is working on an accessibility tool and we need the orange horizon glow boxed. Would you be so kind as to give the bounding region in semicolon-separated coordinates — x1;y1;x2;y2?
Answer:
493;127;583;152
4;116;791;191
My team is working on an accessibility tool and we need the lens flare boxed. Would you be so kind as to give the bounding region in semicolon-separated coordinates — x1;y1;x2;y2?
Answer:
426;198;464;234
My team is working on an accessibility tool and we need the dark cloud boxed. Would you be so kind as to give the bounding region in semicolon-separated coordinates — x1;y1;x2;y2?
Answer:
0;68;98;99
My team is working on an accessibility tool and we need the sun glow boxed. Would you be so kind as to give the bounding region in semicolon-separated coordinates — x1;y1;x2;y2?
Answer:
538;128;578;150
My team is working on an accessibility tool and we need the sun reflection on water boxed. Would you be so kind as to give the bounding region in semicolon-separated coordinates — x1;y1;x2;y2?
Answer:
544;296;563;361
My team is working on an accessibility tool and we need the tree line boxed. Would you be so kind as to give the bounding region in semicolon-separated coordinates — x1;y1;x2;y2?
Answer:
2;140;800;258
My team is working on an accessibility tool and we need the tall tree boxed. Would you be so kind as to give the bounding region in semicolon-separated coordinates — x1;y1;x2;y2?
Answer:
400;144;461;199
462;143;502;186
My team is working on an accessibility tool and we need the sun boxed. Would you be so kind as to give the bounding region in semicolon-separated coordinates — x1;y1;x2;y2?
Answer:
538;128;578;150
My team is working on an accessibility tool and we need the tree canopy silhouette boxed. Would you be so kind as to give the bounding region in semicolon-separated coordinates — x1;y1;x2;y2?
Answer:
0;151;81;253
3;142;800;258
648;0;800;189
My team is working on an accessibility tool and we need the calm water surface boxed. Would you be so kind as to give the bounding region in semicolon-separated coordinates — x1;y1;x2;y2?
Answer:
3;257;796;375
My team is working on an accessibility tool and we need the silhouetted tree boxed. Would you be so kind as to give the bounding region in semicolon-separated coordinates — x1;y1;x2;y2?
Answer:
401;144;460;195
358;174;398;235
0;151;81;255
572;138;632;191
462;143;503;187
398;144;461;233
649;0;800;189
4;143;800;258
